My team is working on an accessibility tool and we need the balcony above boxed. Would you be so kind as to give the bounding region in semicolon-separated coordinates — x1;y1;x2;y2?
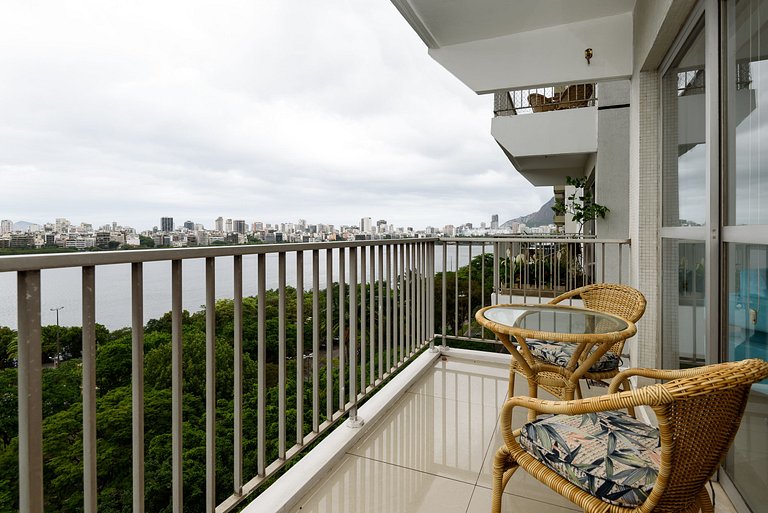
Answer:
491;88;597;187
390;0;634;93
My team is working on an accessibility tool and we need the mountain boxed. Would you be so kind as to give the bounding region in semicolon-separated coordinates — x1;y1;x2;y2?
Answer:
501;196;556;228
13;221;38;232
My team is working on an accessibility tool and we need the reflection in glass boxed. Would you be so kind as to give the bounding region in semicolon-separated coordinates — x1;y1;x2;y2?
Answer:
724;243;768;511
662;21;706;227
661;239;706;369
727;0;768;225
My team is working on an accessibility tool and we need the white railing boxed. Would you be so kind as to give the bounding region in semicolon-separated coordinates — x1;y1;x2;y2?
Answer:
437;237;631;348
1;239;436;513
0;236;630;511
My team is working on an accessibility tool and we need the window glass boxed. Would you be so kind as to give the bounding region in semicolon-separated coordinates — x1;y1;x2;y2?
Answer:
662;22;706;227
727;0;768;225
724;242;768;510
661;239;706;369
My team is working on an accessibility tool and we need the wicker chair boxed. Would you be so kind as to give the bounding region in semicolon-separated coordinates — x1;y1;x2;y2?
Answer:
511;283;647;401
493;358;768;513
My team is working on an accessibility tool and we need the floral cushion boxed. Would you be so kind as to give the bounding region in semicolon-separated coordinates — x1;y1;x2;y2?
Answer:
523;339;620;373
520;411;660;507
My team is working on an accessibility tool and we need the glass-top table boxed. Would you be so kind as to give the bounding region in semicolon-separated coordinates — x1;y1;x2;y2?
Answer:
476;304;637;420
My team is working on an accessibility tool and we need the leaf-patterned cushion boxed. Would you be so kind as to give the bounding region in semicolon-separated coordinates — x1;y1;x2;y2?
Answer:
524;339;620;373
520;411;660;507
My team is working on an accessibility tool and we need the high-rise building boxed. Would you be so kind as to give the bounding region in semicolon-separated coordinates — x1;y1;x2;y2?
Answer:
161;217;174;232
55;218;70;234
233;219;246;234
215;217;224;232
0;220;12;234
225;219;233;233
491;214;499;230
183;220;195;231
360;217;372;233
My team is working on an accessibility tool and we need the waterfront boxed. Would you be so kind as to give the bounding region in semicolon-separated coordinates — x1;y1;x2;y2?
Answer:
0;245;476;330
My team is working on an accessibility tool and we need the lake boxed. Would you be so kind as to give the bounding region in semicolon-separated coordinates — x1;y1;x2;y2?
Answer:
0;245;478;330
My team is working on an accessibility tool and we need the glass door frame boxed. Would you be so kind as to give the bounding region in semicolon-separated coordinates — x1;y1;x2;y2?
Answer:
659;0;721;369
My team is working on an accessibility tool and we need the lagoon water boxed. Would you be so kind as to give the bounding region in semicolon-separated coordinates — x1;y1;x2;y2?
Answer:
0;245;476;330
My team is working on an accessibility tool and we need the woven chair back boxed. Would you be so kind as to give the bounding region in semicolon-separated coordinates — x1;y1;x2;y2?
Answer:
578;284;646;323
651;359;768;512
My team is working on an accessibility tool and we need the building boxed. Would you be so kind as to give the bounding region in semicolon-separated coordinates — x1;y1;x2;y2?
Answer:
233;219;246;234
9;234;35;249
225;218;233;233
360;216;372;233
0;220;12;235
95;232;111;249
490;214;499;230
215;216;224;232
55;218;70;234
388;1;766;511
183;220;195;231
160;217;173;233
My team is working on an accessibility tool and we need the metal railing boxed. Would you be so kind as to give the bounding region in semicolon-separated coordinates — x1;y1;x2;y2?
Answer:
494;84;597;116
437;237;631;347
1;239;436;513
0;236;630;511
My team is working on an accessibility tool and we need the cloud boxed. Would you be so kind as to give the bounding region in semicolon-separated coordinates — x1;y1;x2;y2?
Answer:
0;0;551;230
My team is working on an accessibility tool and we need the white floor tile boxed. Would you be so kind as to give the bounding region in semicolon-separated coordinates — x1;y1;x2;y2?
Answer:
349;388;500;484
289;454;475;513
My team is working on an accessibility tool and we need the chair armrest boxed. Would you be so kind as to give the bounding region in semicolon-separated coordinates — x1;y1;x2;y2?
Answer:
499;386;666;447
608;364;727;393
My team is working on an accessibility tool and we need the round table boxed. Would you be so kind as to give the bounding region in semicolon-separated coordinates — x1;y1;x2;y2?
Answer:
475;304;636;420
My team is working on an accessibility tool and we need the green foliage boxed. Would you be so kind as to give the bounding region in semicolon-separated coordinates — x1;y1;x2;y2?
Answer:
551;176;610;234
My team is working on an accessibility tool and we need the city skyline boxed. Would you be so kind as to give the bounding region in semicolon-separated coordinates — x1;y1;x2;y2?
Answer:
0;1;551;231
0;210;529;235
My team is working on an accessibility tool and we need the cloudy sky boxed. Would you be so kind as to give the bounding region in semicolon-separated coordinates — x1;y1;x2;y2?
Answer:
0;0;551;231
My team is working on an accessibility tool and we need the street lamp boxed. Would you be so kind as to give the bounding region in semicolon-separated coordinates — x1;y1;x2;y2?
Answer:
50;306;64;367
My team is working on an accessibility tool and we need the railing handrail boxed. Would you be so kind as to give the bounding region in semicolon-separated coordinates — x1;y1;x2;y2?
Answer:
0;237;631;272
439;237;631;244
0;238;441;272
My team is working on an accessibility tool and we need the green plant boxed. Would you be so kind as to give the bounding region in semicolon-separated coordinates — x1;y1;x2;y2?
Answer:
551;176;610;234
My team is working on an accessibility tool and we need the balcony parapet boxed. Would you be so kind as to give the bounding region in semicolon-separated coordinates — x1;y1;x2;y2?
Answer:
494;84;597;117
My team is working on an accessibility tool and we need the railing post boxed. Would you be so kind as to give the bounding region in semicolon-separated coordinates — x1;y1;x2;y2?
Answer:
205;257;216;513
347;247;363;427
131;262;145;513
171;259;183;511
442;241;447;349
17;270;43;513
82;266;97;513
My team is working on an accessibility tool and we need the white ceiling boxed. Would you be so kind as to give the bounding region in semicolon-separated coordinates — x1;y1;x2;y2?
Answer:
397;0;636;48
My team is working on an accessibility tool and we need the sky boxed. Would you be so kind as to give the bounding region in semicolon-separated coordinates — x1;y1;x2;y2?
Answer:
0;0;552;232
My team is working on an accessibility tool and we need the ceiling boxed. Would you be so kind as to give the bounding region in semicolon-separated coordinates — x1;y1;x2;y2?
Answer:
393;0;636;48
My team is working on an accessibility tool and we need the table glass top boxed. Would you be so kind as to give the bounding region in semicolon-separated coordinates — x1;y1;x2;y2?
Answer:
482;304;628;335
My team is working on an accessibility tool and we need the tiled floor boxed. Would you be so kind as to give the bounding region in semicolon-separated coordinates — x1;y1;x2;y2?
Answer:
288;357;737;513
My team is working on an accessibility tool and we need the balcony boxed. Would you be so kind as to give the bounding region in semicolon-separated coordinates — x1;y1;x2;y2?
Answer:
492;86;597;187
0;237;738;513
257;354;738;513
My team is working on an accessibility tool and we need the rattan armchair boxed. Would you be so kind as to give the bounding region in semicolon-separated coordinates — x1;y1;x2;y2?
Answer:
493;358;768;513
511;283;647;400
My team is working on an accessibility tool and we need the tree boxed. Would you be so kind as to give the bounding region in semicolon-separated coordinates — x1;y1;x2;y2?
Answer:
552;176;610;234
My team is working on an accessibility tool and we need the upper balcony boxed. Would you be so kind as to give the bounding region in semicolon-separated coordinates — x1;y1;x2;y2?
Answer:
491;85;597;187
390;0;634;94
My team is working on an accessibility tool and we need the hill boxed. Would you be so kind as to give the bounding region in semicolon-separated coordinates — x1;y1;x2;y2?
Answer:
502;196;555;228
13;221;38;232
